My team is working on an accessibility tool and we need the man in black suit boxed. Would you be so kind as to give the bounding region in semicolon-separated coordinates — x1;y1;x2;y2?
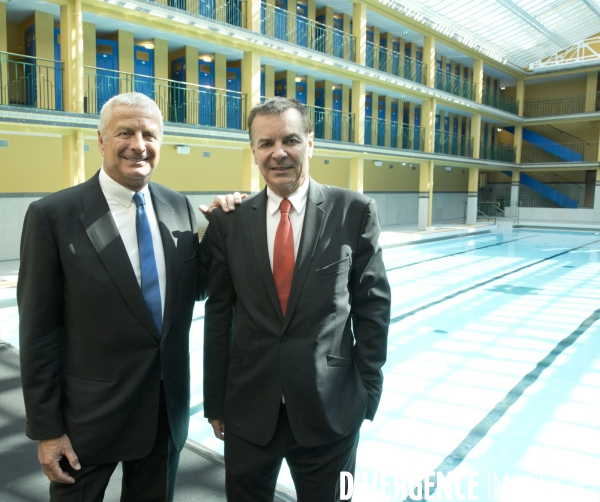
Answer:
202;97;391;501
18;92;234;501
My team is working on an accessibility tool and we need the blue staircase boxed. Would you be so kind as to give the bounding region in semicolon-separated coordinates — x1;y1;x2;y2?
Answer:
504;126;583;162
502;171;578;208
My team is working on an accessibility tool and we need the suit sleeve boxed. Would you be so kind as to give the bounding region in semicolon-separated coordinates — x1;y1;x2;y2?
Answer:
202;213;236;420
350;199;391;421
17;201;66;440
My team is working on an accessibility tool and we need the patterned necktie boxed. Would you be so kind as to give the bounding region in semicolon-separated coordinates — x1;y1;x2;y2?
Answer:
133;192;162;335
273;198;295;317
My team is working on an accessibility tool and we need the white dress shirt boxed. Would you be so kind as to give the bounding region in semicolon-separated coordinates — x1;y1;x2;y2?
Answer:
266;177;309;271
99;168;167;318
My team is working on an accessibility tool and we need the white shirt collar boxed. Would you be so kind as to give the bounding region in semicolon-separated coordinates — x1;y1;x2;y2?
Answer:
266;176;310;216
99;167;150;207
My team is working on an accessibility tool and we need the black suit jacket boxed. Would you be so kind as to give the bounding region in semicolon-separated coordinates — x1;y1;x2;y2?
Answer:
203;179;391;448
18;171;204;465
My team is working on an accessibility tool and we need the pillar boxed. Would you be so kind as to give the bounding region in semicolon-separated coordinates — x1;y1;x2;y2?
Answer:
350;157;364;193
243;146;260;193
246;0;262;34
466;168;478;224
516;79;525;117
242;50;261;125
353;2;366;67
510;171;520;217
423;35;435;88
586;71;598;113
263;64;275;98
352;79;365;144
473;58;483;104
418;160;433;229
421;97;436;153
60;0;84;114
471;113;482;159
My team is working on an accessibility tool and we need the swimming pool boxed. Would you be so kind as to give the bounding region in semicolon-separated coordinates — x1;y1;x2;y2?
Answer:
1;227;599;501
187;227;600;501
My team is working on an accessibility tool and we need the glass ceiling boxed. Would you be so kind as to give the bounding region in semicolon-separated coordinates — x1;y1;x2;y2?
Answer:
378;0;600;72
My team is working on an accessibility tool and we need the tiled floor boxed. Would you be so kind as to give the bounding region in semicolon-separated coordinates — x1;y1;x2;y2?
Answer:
3;224;600;501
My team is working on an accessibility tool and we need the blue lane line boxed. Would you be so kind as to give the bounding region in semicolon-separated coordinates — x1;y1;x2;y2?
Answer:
385;234;537;273
390;238;600;325
405;305;600;501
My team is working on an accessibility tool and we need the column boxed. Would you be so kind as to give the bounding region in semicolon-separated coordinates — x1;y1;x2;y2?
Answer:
352;79;365;144
418;160;433;230
471;113;482;159
349;157;363;193
61;0;84;113
342;13;351;61
342;83;350;142
514;125;523;163
243;146;260;193
586;71;598;113
473;58;483;104
62;129;85;187
247;0;262;33
153;38;168;118
285;70;296;99
263;64;275;98
384;95;392;147
242;50;261;125
423;34;435;88
421;97;436;153
466;168;478;224
353;2;366;66
516;79;525;116
510;171;520;218
215;52;227;127
118;30;134;94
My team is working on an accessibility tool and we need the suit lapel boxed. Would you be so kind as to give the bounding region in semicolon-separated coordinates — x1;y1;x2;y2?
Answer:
248;190;282;318
150;184;179;341
79;174;160;340
283;179;325;328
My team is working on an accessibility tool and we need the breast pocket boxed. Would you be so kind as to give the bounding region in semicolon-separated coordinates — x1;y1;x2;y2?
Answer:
315;255;351;279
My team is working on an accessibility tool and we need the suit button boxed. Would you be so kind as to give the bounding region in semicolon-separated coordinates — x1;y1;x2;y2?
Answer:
280;335;288;343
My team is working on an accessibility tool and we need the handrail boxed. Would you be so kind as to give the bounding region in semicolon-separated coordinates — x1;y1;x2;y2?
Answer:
435;68;475;101
0;50;60;66
149;0;247;28
523;92;600;117
304;104;355;142
369;42;426;85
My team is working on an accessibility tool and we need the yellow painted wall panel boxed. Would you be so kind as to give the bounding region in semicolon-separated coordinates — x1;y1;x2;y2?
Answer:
309;156;349;188
364;163;419;192
525;77;587;100
0;135;63;192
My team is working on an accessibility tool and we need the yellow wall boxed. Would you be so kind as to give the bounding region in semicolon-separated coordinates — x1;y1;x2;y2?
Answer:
525;76;587;100
0;135;63;192
7;22;22;53
364;162;419;191
433;166;469;191
309;156;350;188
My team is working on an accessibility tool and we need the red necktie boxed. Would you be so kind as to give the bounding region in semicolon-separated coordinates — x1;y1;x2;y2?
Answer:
273;198;295;317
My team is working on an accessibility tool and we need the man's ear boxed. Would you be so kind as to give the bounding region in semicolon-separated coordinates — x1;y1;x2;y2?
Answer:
97;130;104;156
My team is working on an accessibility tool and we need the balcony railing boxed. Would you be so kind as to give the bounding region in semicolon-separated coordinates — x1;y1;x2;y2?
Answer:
261;4;355;61
365;118;425;151
523;92;600;117
150;0;247;28
368;43;426;85
482;89;519;114
435;69;475;101
434;131;473;157
0;51;64;111
479;141;516;162
521;142;599;163
83;67;247;130
306;105;354;142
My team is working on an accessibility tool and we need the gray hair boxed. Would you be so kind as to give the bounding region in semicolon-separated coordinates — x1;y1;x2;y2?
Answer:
98;92;163;138
247;97;312;142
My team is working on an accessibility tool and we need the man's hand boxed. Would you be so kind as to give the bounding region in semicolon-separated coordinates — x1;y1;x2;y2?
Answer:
38;434;81;484
199;192;246;220
209;418;225;441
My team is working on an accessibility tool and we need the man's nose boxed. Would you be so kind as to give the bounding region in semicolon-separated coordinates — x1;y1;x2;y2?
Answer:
129;132;146;151
272;143;287;160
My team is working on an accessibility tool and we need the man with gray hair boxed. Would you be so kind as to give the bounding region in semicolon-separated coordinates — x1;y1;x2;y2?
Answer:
18;92;232;501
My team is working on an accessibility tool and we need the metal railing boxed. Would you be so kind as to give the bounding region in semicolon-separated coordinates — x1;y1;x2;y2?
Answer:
151;0;247;28
482;88;519;114
479;141;516;162
364;118;425;151
435;69;475;100
0;51;64;111
305;105;354;142
262;3;355;61
434;131;473;157
369;43;426;84
523;92;600;117
521;142;599;163
83;67;247;130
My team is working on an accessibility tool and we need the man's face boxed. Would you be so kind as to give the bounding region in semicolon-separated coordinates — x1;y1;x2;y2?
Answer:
250;108;314;198
98;105;162;191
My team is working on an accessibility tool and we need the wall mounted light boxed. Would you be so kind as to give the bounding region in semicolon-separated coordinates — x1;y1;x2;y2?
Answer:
444;166;452;172
200;55;213;62
374;160;383;167
144;43;155;49
176;145;190;154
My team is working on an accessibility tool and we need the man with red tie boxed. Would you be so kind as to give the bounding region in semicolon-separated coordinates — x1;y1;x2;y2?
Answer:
202;97;391;501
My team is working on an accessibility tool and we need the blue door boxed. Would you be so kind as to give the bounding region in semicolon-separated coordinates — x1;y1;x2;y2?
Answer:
377;98;385;146
296;3;308;47
275;0;287;41
390;102;398;148
24;25;36;106
54;28;63;111
170;57;186;123
364;96;372;145
295;82;306;104
261;70;265;101
227;0;242;27
314;87;325;139
226;67;241;129
333;18;343;58
315;15;326;53
379;37;387;72
414;107;421;150
366;30;374;67
332;89;342;141
96;39;119;113
200;0;216;19
198;61;215;126
134;47;154;98
275;78;286;97
392;41;400;76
